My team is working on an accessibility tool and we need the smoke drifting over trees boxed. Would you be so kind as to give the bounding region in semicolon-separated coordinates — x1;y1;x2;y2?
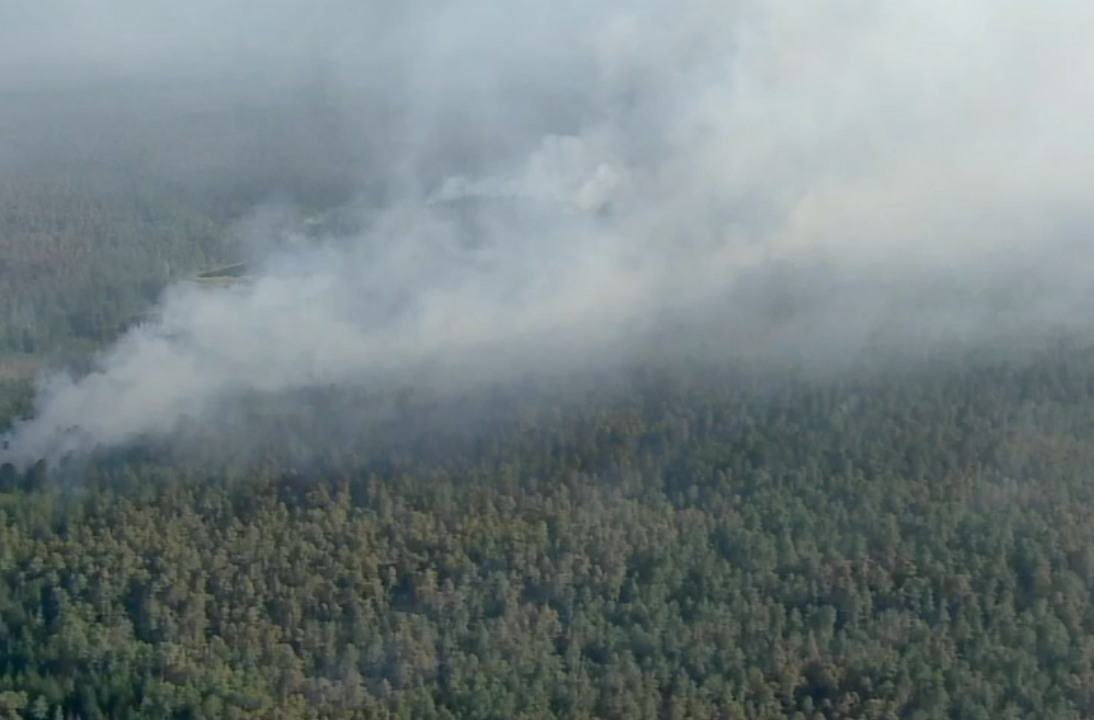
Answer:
3;0;1094;464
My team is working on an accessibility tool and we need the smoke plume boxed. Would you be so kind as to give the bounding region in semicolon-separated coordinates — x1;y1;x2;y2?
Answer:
4;0;1094;465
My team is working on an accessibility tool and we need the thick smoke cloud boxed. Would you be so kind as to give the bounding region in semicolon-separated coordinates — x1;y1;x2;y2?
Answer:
4;0;1094;465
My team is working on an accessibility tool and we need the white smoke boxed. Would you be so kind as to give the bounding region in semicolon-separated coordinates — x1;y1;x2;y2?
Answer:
4;0;1094;464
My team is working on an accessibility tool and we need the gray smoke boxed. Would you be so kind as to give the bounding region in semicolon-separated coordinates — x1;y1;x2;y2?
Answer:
4;0;1094;465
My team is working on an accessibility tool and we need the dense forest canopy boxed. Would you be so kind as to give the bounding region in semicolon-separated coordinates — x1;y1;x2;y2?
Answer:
8;316;1094;719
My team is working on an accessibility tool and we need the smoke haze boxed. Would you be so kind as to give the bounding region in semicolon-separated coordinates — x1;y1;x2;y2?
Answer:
4;0;1094;465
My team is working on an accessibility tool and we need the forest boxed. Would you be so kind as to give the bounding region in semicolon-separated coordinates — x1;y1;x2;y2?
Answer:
7;94;1094;720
